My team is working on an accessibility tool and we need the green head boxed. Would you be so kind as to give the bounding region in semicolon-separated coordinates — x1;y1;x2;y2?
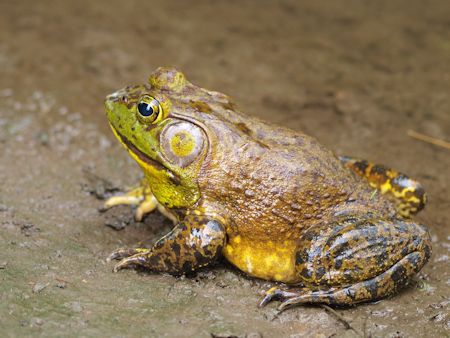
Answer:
105;67;214;209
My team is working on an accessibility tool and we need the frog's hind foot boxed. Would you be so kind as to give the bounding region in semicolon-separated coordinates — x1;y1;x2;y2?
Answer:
339;156;426;217
260;251;429;311
259;286;306;308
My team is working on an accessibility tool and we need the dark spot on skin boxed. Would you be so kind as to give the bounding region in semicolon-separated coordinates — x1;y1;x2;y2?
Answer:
376;251;388;266
327;294;336;304
182;261;192;273
221;101;236;111
345;287;357;300
424;244;431;260
352;159;369;173
148;254;162;267
203;248;212;257
364;280;379;299
234;122;269;148
295;251;305;265
255;140;270;149
300;267;313;279
407;252;420;267
390;264;406;283
172;242;181;257
189;100;212;114
370;164;388;176
401;245;410;257
316;266;326;280
194;251;206;264
343;269;356;282
301;230;315;241
235;122;251;135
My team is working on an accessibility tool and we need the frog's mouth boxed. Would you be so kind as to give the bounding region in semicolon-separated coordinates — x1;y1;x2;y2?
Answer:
109;123;169;173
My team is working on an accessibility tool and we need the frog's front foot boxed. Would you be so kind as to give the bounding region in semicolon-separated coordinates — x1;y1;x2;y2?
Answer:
101;184;177;223
108;215;226;275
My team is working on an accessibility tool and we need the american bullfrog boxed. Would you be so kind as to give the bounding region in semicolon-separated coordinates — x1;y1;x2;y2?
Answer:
103;67;431;310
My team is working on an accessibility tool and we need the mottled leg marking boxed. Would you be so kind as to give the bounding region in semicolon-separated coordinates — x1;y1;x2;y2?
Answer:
110;215;226;275
261;215;432;309
102;181;177;222
339;156;427;217
262;251;429;311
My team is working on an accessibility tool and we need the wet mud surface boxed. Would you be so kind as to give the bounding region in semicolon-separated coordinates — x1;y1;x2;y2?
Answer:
0;1;449;337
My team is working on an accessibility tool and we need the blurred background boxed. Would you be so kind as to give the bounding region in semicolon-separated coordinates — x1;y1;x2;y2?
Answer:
0;1;449;337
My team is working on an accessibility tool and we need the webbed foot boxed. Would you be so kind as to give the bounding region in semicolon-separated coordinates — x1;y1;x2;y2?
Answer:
259;286;302;308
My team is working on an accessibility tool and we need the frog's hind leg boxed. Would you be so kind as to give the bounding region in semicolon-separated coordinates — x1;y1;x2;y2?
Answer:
261;250;429;311
260;215;431;310
339;156;426;217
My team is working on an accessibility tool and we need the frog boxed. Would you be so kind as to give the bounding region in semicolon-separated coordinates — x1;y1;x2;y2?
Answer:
103;66;431;310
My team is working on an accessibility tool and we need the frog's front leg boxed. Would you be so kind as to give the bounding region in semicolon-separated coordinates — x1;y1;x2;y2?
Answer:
110;215;226;275
261;215;431;310
102;180;177;223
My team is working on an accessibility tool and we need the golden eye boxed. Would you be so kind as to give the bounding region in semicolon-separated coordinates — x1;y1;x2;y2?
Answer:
136;95;162;123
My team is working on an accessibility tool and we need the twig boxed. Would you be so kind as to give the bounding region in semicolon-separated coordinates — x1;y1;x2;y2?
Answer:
320;304;364;337
55;277;71;284
407;130;450;150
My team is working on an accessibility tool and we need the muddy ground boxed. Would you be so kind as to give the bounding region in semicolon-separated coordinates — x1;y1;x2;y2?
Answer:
0;1;449;337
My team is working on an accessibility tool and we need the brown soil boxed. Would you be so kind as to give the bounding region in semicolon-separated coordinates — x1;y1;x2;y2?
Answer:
1;1;449;337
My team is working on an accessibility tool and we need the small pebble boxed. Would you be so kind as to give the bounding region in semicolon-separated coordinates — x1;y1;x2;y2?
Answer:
31;318;44;326
32;282;49;294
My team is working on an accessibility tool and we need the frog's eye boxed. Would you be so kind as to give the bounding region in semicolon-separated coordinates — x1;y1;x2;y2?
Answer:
136;95;163;124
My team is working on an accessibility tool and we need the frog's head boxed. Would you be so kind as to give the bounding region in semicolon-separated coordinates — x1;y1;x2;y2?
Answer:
105;67;232;209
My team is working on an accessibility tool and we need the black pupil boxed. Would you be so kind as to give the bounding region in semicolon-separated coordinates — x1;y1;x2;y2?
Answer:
138;102;154;117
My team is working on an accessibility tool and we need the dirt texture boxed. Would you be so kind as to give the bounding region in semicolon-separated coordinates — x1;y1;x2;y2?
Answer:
0;1;449;337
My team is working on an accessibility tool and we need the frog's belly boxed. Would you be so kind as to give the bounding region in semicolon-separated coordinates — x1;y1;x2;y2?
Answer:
223;235;299;283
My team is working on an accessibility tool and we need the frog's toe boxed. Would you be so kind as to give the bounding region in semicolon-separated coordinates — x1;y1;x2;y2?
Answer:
101;184;150;212
277;295;310;312
102;194;143;210
107;248;150;262
259;287;300;308
134;196;158;221
112;252;150;272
